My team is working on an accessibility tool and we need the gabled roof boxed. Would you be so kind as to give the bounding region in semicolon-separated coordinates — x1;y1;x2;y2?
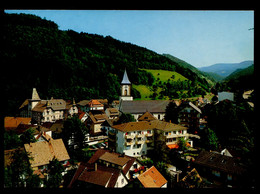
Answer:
4;117;31;130
138;111;157;121
24;138;70;167
32;99;66;112
121;69;131;84
68;149;138;188
194;150;246;175
112;120;188;132
137;166;167;188
88;99;104;107
70;162;121;188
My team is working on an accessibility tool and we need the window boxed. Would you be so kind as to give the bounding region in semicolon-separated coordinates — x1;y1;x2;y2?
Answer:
227;174;232;181
121;178;124;184
158;114;161;120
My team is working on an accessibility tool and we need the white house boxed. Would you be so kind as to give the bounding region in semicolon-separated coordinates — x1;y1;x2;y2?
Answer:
108;119;199;157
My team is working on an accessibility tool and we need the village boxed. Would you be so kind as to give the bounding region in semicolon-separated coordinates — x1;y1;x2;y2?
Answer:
4;70;254;189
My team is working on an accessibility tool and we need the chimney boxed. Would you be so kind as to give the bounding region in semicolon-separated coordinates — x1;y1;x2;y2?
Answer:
95;163;97;171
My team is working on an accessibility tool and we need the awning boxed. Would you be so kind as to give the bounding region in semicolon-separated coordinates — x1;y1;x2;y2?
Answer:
167;142;191;149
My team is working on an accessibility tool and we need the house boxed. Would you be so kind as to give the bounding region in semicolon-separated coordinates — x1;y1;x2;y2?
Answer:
24;138;70;176
193;150;246;187
65;98;78;118
77;100;90;112
19;88;77;124
108;119;199;157
137;166;167;188
105;108;120;120
178;101;202;133
68;149;143;188
88;99;104;111
86;112;109;135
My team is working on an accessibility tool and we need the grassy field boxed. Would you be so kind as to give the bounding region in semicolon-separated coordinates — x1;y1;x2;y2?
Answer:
132;84;153;100
133;69;189;100
141;69;188;83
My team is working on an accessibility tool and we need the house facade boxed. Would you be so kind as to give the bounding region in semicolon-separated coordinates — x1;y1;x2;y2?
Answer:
108;119;199;157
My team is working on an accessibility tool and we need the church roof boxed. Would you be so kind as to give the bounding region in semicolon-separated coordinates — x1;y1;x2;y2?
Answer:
121;70;131;84
119;100;170;114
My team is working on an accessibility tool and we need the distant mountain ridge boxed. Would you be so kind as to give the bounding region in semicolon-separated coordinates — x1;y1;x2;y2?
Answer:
199;60;254;77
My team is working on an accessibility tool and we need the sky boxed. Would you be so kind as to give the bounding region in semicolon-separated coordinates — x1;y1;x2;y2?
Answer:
5;10;254;68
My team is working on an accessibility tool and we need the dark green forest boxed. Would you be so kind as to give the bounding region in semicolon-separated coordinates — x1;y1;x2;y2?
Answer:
2;13;211;116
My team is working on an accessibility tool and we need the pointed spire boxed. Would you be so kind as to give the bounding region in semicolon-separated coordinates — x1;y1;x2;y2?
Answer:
32;88;40;100
121;69;131;84
73;98;76;105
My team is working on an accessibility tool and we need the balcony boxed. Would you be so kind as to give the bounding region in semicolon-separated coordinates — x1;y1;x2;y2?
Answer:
125;141;134;146
145;133;153;137
125;134;135;139
135;140;145;144
136;133;145;138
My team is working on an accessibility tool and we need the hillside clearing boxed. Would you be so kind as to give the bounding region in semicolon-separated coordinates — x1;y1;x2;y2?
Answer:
141;69;188;83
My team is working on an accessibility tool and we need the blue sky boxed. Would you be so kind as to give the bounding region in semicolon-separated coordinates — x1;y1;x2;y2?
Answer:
5;10;254;67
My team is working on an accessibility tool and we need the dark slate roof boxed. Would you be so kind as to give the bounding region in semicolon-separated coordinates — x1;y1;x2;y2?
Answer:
121;70;131;84
194;150;246;175
119;100;170;114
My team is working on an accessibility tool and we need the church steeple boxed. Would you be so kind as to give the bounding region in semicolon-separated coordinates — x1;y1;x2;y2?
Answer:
121;69;131;85
119;69;133;101
30;88;41;110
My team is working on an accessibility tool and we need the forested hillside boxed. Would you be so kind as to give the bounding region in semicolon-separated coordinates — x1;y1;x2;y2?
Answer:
3;13;211;116
217;64;255;92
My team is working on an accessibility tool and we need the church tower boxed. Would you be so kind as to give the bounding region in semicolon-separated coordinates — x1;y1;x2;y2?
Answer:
119;69;133;101
30;88;41;110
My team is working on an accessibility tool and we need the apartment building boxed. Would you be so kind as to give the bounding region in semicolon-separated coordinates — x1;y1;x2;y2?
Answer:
108;119;199;157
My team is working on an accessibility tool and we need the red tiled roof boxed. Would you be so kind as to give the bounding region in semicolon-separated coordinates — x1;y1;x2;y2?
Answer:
4;117;31;130
137;166;167;188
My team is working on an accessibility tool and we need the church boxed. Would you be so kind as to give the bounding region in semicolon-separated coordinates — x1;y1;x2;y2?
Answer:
119;70;170;121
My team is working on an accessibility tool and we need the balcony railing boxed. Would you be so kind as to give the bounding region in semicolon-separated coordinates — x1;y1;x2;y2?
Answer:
125;141;134;146
125;134;135;139
135;140;145;144
136;133;145;138
145;133;153;137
